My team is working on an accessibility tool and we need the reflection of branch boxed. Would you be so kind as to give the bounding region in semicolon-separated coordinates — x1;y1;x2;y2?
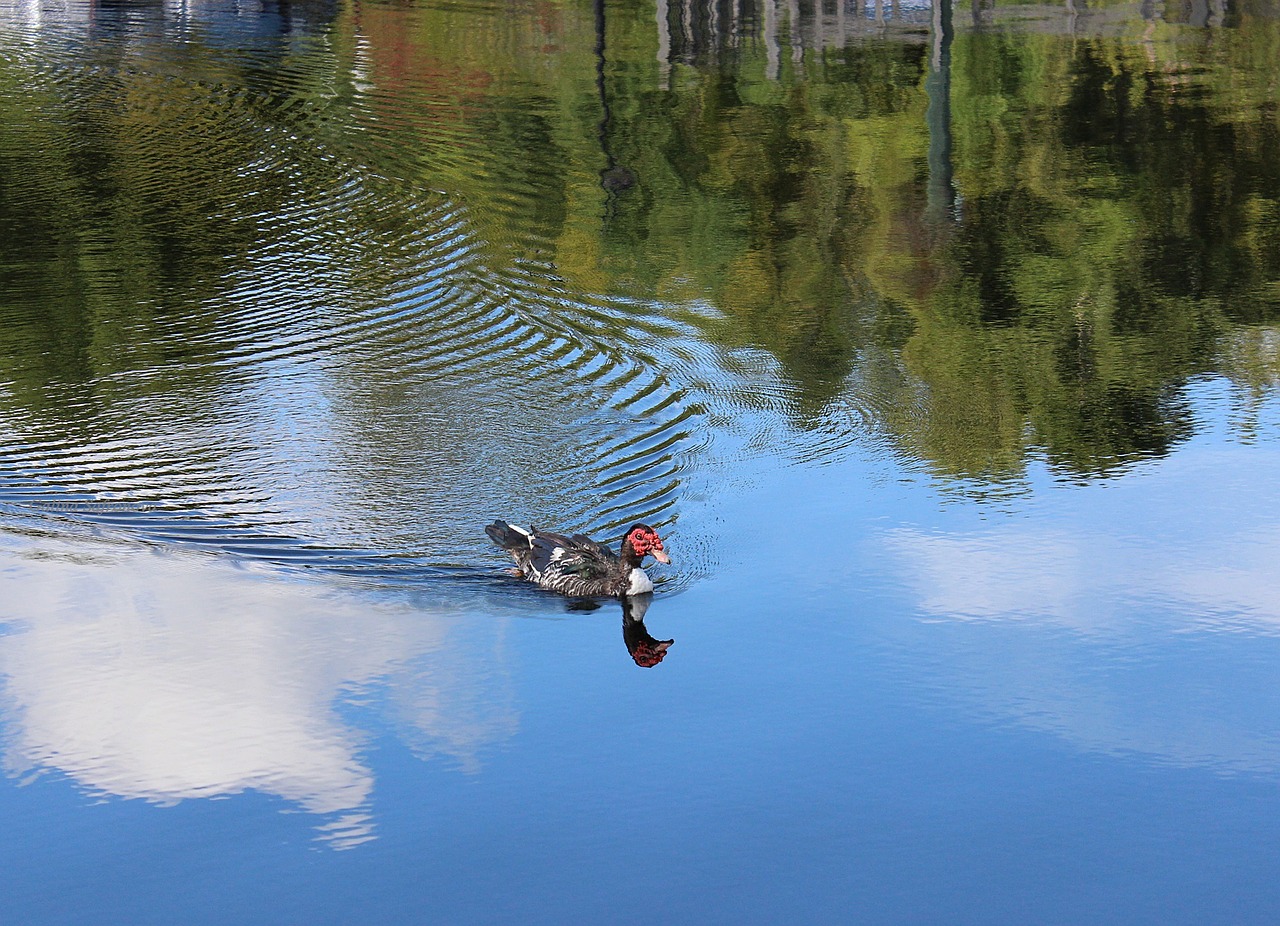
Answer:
594;0;610;163
595;0;635;207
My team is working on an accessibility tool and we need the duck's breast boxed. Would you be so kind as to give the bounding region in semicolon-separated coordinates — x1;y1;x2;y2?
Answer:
625;568;654;596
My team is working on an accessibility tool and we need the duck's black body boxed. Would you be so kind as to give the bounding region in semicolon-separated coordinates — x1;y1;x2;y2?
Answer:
485;521;670;598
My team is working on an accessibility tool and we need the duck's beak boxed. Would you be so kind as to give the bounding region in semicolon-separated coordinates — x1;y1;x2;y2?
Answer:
652;549;671;565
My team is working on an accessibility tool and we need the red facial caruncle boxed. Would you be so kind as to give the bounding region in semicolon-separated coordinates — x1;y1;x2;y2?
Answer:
626;526;670;564
628;527;656;554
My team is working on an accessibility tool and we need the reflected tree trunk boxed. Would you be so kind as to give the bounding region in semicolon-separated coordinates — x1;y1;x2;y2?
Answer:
765;0;780;79
925;0;956;227
656;0;671;86
596;0;635;210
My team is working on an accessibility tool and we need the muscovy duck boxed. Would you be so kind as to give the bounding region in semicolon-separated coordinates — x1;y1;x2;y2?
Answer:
485;521;671;597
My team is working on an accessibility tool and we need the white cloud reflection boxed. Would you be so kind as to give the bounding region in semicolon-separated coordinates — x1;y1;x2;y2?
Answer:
884;517;1280;773
0;532;517;848
887;528;1096;627
887;523;1280;634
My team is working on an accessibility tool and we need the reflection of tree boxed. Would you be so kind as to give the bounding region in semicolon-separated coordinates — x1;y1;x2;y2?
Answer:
4;0;1279;490
620;6;1277;478
547;0;1280;480
890;25;1280;477
556;0;1278;479
0;32;310;412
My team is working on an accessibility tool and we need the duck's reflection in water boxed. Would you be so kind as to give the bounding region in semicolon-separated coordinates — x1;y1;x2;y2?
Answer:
566;594;674;667
622;594;673;668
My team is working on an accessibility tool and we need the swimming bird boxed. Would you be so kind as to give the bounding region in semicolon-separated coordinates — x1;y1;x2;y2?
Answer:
485;521;670;598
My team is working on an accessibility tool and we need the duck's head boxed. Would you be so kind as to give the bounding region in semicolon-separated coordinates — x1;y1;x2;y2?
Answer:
621;524;671;565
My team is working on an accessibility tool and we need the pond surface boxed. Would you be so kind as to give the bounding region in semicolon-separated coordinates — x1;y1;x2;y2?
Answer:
2;0;1280;922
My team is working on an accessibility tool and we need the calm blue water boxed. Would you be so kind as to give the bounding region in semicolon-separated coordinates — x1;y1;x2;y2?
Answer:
2;0;1280;922
4;381;1278;924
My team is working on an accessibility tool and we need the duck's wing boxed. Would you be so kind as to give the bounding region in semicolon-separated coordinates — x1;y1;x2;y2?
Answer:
529;530;619;581
569;533;614;557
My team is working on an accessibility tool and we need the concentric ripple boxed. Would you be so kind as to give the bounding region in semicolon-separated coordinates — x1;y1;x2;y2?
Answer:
0;0;863;595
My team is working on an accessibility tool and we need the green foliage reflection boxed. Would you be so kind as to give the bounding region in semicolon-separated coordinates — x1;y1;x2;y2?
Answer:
2;0;1278;485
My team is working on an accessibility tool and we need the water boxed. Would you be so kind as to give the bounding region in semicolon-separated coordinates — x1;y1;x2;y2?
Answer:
2;0;1280;921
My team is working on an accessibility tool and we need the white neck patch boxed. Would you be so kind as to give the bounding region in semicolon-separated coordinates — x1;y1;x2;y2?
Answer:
626;568;654;596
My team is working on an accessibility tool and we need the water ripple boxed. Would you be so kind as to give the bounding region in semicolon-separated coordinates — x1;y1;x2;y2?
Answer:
0;6;850;596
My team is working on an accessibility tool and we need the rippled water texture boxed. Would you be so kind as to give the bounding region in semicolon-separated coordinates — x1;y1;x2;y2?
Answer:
2;0;1280;922
0;24;714;585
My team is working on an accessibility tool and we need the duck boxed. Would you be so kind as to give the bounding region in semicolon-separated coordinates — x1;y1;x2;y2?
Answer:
485;520;671;598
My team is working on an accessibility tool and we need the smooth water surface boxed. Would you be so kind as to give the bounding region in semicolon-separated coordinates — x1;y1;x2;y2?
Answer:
1;0;1279;922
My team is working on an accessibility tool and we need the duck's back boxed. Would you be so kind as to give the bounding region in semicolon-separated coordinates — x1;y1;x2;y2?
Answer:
486;521;629;596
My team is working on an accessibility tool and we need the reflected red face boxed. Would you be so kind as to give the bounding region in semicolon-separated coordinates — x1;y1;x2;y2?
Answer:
627;527;670;564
